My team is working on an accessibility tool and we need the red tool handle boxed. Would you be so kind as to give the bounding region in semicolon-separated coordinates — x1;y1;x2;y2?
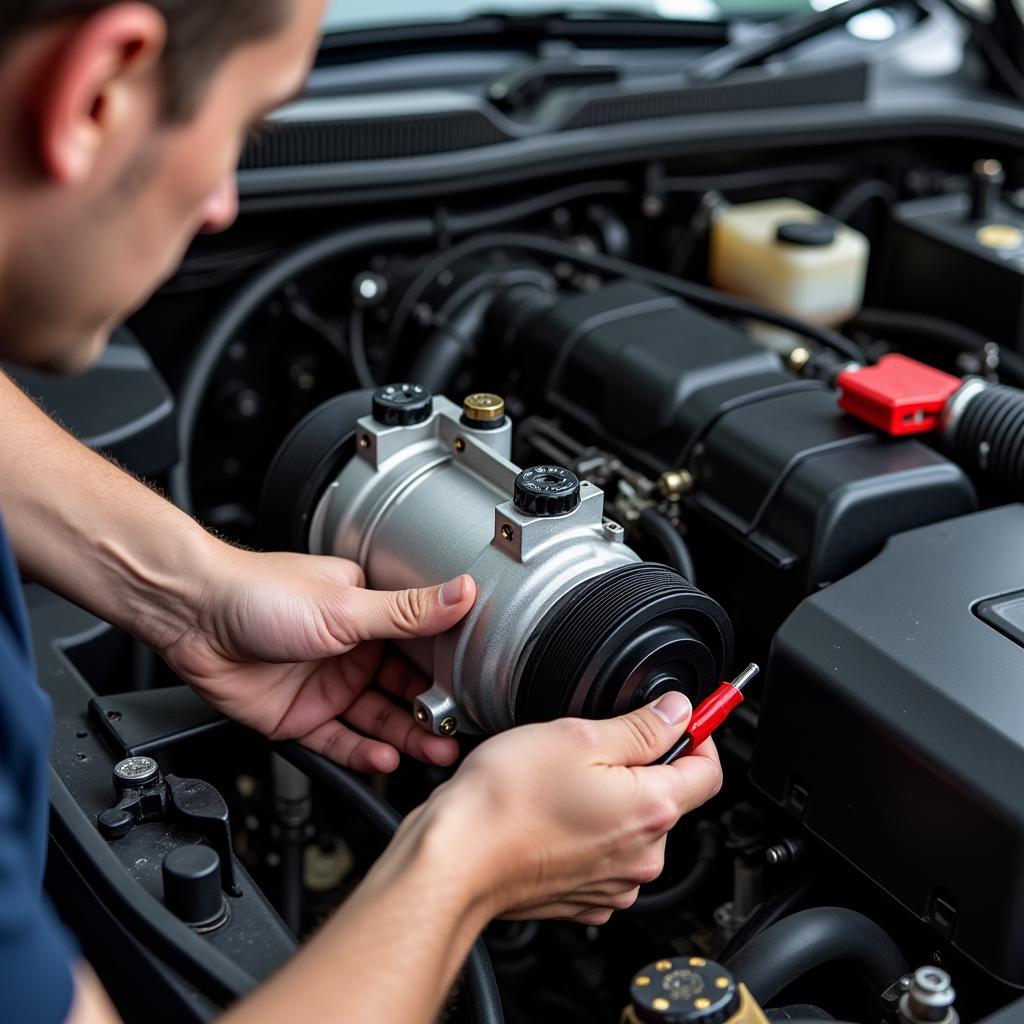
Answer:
652;664;759;766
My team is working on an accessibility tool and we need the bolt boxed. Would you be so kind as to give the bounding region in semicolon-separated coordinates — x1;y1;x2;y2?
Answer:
439;717;458;737
454;437;466;453
359;434;371;450
765;837;804;867
787;346;813;373
603;520;625;543
414;707;428;724
352;271;388;308
901;966;956;1024
501;524;515;543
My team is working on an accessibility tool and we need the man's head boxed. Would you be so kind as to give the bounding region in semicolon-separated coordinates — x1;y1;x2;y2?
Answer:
0;0;325;373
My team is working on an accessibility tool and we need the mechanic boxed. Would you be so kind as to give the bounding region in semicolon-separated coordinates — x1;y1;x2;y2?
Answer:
0;2;723;1022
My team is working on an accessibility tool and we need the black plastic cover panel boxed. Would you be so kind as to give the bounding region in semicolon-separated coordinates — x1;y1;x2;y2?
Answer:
752;505;1024;986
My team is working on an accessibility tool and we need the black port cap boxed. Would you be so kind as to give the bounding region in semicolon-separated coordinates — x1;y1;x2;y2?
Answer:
776;220;836;247
514;465;581;517
630;957;740;1024
372;383;433;427
163;845;227;929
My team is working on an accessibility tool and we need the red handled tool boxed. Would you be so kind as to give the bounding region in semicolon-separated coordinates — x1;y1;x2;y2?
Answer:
653;663;760;766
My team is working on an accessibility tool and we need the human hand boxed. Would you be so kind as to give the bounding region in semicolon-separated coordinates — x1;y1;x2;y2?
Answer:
157;545;476;773
417;692;722;925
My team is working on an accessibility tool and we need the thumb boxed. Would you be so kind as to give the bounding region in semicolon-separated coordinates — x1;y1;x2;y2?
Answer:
340;574;477;643
596;692;693;767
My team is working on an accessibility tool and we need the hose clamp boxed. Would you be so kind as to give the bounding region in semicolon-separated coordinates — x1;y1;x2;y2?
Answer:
940;377;989;441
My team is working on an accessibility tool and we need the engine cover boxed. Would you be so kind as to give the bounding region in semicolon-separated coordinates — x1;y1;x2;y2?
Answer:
752;505;1024;987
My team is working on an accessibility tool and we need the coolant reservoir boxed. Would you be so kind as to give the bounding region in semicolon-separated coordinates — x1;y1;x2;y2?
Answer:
710;199;870;326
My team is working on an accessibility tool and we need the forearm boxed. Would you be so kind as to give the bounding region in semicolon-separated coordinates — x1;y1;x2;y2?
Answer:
222;803;494;1024
0;371;217;647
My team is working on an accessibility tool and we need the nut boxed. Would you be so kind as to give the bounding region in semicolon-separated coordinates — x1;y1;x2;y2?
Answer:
658;470;694;500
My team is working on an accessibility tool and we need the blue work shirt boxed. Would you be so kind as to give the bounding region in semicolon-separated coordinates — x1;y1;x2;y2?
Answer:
0;518;75;1022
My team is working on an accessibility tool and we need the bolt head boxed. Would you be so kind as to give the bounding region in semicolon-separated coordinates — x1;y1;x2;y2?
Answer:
114;756;159;786
414;707;428;724
439;717;458;737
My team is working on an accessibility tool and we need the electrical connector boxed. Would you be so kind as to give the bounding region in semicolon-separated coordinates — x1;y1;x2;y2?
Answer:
837;354;962;436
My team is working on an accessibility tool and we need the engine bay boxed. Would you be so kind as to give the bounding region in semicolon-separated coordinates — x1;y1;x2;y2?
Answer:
29;109;1024;1023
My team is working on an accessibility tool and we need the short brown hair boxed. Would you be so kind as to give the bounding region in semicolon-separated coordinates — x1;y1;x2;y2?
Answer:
1;0;291;120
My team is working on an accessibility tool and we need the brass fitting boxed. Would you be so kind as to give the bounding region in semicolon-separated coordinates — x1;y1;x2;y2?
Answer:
658;470;695;501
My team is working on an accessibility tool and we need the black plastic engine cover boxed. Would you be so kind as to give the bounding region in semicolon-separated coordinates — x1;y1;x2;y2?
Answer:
752;505;1024;987
494;279;977;635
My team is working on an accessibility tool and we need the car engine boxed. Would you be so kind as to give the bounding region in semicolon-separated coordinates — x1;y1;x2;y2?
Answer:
23;16;1024;1017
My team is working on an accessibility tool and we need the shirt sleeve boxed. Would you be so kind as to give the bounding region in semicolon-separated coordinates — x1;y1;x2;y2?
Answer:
0;773;75;1024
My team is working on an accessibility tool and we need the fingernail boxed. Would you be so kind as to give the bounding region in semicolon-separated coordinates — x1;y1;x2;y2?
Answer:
439;576;466;607
652;692;691;726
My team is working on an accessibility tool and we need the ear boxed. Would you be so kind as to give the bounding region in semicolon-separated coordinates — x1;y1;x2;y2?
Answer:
33;3;167;185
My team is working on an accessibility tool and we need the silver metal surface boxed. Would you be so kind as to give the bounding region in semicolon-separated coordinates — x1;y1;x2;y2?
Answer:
900;967;958;1024
731;663;760;693
114;756;159;785
940;377;987;440
311;397;640;734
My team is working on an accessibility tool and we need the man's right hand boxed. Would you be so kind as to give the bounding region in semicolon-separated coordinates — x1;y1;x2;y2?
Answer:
413;691;722;925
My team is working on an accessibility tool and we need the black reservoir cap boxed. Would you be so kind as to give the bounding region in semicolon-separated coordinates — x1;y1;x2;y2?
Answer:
372;383;433;426
514;465;581;517
630;957;740;1024
163;845;227;929
776;220;836;247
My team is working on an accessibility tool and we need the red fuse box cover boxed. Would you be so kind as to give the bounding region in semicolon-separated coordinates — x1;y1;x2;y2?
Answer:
837;354;962;436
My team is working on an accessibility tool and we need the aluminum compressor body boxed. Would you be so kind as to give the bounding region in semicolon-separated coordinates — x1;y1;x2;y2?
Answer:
262;386;732;737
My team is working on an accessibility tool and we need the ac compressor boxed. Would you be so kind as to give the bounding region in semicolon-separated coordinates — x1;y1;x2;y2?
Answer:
261;385;732;736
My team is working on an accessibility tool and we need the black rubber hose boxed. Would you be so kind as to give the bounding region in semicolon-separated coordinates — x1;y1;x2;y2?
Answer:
716;873;824;964
950;383;1024;495
725;907;908;1007
405;266;554;392
637;509;697;584
628;820;721;916
277;743;505;1024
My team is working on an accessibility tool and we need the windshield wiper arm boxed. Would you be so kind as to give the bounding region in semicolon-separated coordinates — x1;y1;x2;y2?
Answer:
685;0;907;84
488;54;621;114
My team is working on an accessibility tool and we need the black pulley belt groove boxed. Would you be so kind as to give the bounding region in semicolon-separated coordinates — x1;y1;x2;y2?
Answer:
514;563;733;725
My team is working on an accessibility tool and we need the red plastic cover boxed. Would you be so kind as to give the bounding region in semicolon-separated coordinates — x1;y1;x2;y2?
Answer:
837;354;962;436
